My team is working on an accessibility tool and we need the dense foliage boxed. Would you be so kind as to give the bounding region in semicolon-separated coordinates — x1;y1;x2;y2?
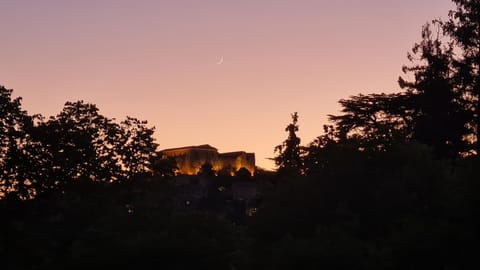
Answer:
273;112;303;176
0;87;160;200
1;1;480;269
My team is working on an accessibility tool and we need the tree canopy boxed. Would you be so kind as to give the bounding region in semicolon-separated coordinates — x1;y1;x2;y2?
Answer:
273;112;303;176
2;1;480;269
0;90;159;200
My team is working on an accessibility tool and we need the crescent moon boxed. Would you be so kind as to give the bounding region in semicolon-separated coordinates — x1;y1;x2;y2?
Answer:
217;56;224;65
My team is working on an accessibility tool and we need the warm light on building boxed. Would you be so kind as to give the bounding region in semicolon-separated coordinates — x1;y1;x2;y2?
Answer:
159;144;255;176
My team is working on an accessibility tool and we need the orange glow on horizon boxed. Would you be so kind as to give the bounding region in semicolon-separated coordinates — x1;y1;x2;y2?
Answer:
0;0;455;169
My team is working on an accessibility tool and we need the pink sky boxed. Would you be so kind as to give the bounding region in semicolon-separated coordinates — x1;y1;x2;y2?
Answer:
1;0;454;169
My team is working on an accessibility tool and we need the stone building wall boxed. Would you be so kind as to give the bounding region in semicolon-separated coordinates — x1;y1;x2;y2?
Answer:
160;144;255;176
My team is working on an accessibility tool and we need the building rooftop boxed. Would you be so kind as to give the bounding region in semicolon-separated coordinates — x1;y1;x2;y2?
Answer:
219;151;249;157
161;144;218;152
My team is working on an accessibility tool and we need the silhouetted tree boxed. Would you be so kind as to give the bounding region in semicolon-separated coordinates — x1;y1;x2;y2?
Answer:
118;116;158;180
328;93;414;152
399;22;471;158
0;86;51;199
443;0;480;153
152;155;178;178
235;167;252;179
328;15;477;159
217;164;234;177
273;112;303;175
37;102;160;184
198;162;215;177
37;101;122;183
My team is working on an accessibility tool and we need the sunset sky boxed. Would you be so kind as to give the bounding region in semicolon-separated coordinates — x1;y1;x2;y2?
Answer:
1;0;454;169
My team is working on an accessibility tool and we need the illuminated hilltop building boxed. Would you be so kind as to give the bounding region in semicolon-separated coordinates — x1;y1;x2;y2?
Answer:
160;144;255;176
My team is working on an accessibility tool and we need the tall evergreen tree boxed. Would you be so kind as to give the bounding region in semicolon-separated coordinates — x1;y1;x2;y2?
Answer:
443;0;480;153
273;112;303;175
399;22;470;158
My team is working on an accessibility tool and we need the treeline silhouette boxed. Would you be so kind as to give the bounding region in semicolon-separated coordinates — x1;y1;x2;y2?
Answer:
0;92;167;200
2;1;480;269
